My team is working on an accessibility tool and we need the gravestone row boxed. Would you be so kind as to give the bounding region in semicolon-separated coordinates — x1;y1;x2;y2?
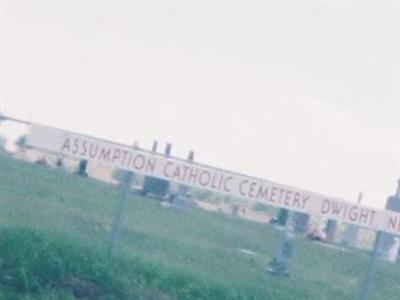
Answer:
274;192;368;247
75;140;195;209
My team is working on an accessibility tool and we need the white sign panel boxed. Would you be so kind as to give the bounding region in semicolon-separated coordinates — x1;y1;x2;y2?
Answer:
26;124;400;235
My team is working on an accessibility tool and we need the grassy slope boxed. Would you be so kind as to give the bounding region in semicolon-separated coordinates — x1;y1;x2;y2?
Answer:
0;154;399;299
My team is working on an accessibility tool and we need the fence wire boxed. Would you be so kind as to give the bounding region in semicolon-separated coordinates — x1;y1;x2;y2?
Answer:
1;117;399;300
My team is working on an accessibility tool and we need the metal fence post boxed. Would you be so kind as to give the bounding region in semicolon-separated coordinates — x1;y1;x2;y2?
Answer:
358;231;383;300
267;225;295;277
108;170;134;256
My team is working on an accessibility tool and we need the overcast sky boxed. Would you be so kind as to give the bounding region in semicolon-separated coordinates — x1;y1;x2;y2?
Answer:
1;1;399;208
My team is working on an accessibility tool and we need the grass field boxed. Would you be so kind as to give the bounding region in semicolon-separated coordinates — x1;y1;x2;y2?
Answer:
0;154;399;299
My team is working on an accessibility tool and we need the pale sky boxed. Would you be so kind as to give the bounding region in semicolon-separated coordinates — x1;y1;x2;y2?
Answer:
0;1;399;209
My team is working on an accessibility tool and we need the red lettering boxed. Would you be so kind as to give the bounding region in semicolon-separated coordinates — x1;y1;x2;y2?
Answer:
248;182;257;198
112;149;121;163
256;185;269;200
301;195;310;209
121;150;129;165
211;173;221;190
172;165;181;179
181;165;190;180
72;138;80;154
80;140;88;156
358;208;369;224
293;193;300;207
331;202;344;216
89;144;99;158
239;180;249;196
99;148;111;161
278;188;285;201
285;190;293;206
188;167;198;183
321;199;331;214
283;190;291;206
348;206;358;221
145;158;156;172
369;210;377;226
133;154;145;170
163;161;173;178
388;216;399;231
223;176;233;192
199;170;211;186
60;137;71;153
270;187;278;202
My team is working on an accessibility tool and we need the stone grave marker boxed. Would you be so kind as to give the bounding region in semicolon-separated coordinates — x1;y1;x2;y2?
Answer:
275;208;289;226
142;142;171;198
76;159;88;177
293;212;310;233
325;219;338;243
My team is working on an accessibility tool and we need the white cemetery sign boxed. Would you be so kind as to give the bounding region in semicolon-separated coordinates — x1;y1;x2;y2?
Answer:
26;123;400;236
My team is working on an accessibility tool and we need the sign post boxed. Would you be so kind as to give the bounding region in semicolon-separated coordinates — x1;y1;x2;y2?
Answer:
108;170;134;256
267;226;295;276
358;231;382;300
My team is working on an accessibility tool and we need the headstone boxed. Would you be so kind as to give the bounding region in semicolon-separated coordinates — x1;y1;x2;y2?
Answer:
167;194;193;212
267;226;295;276
15;135;27;153
35;156;49;167
76;159;88;177
276;208;289;226
377;180;400;259
151;140;158;152
324;219;338;243
231;203;240;217
142;142;171;198
165;143;172;156
56;156;64;169
293;212;310;233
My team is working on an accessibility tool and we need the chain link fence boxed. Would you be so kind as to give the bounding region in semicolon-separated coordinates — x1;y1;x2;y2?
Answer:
1;116;399;300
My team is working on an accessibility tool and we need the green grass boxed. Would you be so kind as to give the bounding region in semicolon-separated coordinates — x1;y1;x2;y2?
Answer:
0;154;399;299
